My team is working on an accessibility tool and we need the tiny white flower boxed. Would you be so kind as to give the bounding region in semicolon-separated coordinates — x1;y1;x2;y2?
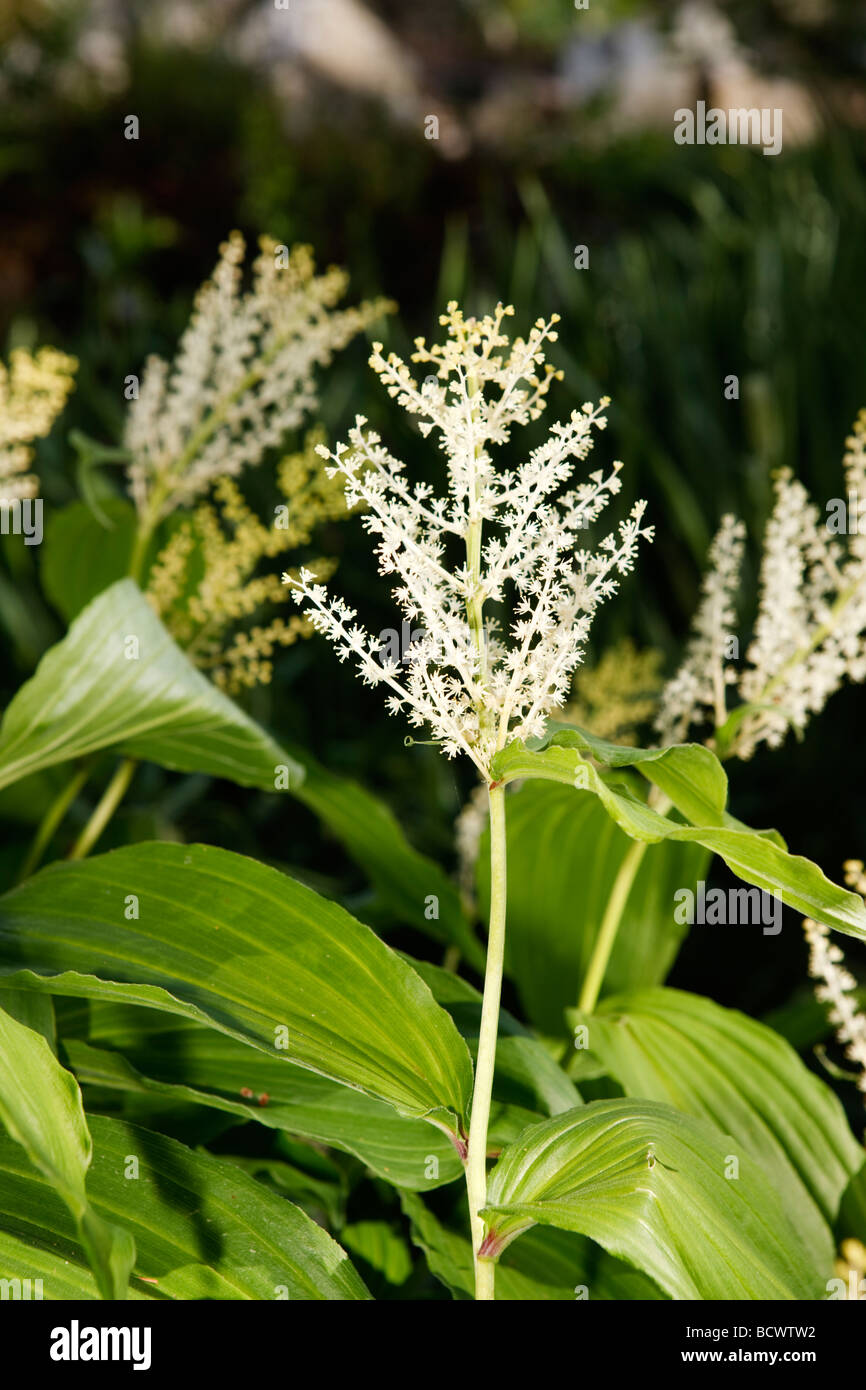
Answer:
657;410;866;759
285;301;653;780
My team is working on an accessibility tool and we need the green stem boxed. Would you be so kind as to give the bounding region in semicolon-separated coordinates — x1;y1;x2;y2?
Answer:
577;788;673;1015
441;945;461;973
577;836;648;1014
17;762;92;882
127;506;161;585
464;781;507;1301
67;758;138;861
127;529;150;585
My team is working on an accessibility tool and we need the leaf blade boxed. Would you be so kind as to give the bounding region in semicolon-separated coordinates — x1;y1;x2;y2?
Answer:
0;843;474;1134
0;1114;369;1300
494;740;866;942
482;1099;826;1300
0;579;302;793
0;997;134;1298
569;987;862;1269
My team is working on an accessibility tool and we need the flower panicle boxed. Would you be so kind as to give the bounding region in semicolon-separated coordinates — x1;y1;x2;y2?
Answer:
804;859;866;1102
657;410;866;758
148;429;338;694
286;303;653;778
655;513;746;745
0;346;77;502
126;231;392;523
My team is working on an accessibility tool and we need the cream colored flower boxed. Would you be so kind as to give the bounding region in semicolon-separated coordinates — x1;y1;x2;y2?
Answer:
804;861;866;1102
287;302;653;779
126;231;391;527
657;412;866;759
147;430;341;694
0;347;77;502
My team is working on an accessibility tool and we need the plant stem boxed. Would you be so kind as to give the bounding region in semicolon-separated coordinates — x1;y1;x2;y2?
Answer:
577;788;673;1015
577;836;647;1014
67;758;138;861
127;526;151;586
464;780;507;1301
17;762;92;882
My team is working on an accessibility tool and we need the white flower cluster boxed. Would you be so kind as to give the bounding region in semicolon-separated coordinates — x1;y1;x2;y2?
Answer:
286;302;653;779
804;908;866;1102
657;410;866;758
655;514;745;744
125;231;389;523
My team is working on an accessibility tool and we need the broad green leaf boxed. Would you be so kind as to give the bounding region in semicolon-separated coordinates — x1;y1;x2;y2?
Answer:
0;843;474;1136
0;579;302;793
482;1099;826;1300
407;957;582;1119
493;740;866;943
341;1221;412;1286
0;1114;369;1299
529;722;728;825
41;499;144;623
568;987;862;1269
287;745;483;968
57;956;576;1191
477;782;709;1032
217;1151;346;1228
63;1029;463;1191
838;1162;866;1246
399;1191;664;1301
0;998;134;1299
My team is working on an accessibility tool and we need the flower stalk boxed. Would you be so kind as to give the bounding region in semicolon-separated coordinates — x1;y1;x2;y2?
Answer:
67;758;137;861
465;780;507;1300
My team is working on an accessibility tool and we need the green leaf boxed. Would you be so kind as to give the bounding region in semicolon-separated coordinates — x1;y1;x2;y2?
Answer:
568;987;862;1269
216;1151;346;1228
0;579;302;793
41;499;142;622
399;1191;664;1301
341;1221;412;1286
528;722;729;825
0;997;134;1299
494;739;866;943
407;957;582;1119
482;1099;826;1300
62;1026;464;1191
57;952;575;1192
0;842;473;1135
287;744;483;968
477;782;709;1032
0;1113;369;1299
838;1162;866;1244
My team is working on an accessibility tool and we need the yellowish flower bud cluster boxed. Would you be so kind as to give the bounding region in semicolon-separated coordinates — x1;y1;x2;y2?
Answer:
147;430;341;694
0;347;77;501
564;637;664;744
834;1238;866;1297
